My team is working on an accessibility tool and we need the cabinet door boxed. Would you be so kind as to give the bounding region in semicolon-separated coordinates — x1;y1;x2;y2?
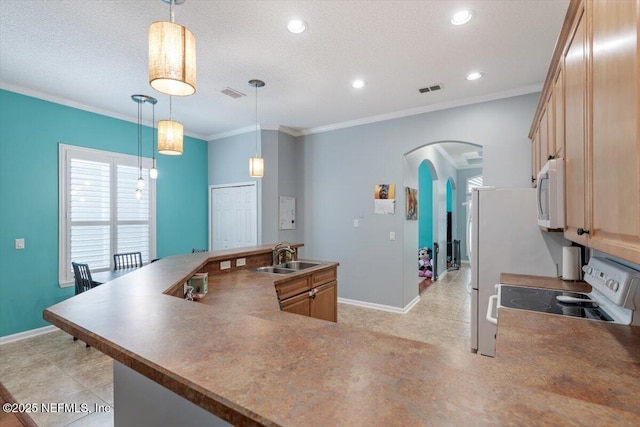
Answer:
281;292;310;317
531;128;540;187
310;281;337;322
539;107;549;168
553;65;565;159
589;0;640;263
563;8;589;246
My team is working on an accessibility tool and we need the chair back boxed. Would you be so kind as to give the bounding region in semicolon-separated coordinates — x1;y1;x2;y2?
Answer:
72;262;95;295
192;248;208;253
113;252;143;270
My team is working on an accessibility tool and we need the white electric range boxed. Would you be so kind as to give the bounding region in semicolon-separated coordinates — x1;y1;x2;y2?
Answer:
487;256;640;326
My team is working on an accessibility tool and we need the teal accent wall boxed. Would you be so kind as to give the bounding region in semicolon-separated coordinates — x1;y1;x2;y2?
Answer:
446;180;453;212
418;161;433;250
0;89;208;337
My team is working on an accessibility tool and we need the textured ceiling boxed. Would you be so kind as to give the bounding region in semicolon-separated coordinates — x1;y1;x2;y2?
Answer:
0;0;569;140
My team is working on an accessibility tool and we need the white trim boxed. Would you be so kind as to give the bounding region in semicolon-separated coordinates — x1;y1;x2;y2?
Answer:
0;325;58;345
338;295;420;314
299;84;542;135
207;124;302;141
0;81;207;140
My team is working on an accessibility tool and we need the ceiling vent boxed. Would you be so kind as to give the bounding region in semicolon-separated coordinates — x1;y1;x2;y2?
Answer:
221;87;246;99
419;84;443;94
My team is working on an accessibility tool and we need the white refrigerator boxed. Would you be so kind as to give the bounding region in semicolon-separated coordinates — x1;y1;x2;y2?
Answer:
470;187;560;356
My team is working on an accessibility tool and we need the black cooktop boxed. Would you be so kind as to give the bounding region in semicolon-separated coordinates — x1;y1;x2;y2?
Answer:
500;285;614;322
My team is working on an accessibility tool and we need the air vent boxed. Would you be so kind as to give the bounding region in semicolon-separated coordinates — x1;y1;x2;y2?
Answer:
419;84;443;94
221;87;246;99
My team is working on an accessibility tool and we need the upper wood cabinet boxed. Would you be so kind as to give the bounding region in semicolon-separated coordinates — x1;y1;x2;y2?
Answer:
588;0;640;263
563;5;589;246
530;0;640;264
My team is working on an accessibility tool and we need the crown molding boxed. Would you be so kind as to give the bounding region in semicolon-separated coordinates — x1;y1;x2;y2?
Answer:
299;84;542;136
208;124;302;141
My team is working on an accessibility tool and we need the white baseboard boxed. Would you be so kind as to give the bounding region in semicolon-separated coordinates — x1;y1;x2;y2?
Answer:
0;325;58;345
338;294;420;314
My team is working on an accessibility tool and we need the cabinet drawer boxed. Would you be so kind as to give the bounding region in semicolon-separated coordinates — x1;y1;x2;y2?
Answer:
275;276;311;300
312;267;336;286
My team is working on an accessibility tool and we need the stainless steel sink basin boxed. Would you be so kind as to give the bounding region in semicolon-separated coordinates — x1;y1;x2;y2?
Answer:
277;261;322;270
255;266;296;274
255;261;323;274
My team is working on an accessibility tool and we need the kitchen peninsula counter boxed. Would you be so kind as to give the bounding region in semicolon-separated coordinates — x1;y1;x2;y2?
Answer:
44;247;640;426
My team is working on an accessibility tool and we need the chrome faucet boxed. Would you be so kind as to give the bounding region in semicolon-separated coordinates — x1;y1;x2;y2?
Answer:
272;242;296;265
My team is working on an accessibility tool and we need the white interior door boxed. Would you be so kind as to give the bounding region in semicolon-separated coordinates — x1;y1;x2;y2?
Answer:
210;183;257;250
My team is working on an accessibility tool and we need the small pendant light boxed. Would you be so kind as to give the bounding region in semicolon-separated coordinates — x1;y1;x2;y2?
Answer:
131;94;158;200
249;79;265;178
149;100;159;179
158;96;184;155
149;0;196;97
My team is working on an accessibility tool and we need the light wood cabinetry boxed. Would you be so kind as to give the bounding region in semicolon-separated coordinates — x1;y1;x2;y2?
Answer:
588;0;640;263
530;0;640;264
277;266;338;322
563;4;589;246
531;127;540;187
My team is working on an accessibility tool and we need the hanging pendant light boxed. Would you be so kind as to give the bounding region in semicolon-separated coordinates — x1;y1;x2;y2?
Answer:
249;79;265;178
149;0;196;97
158;96;184;155
131;94;158;199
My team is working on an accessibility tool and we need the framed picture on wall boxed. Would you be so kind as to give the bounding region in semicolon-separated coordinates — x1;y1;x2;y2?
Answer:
406;187;417;220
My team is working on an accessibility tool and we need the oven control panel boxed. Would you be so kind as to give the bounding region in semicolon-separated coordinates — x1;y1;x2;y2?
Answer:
583;257;640;308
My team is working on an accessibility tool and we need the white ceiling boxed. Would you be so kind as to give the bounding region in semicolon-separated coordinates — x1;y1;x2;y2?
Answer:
0;0;569;141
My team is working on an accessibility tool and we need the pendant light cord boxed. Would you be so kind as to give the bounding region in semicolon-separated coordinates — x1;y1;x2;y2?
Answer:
138;101;142;179
170;0;176;23
255;84;258;156
152;102;156;167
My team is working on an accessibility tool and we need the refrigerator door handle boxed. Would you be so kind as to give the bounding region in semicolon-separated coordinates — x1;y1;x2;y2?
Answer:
486;295;498;325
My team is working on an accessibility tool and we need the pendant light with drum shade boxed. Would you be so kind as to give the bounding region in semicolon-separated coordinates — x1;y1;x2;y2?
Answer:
158;96;184;155
249;79;265;178
131;94;158;200
148;0;196;97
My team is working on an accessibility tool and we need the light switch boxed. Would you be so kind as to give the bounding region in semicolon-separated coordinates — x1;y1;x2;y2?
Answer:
15;238;25;250
353;219;359;228
389;232;396;241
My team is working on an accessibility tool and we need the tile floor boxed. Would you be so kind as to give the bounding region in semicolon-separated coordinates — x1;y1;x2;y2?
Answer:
0;265;471;427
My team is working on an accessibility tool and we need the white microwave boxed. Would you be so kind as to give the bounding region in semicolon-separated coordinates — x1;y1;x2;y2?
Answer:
536;158;564;229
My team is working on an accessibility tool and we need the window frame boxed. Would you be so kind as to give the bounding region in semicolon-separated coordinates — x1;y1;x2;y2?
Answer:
58;144;156;286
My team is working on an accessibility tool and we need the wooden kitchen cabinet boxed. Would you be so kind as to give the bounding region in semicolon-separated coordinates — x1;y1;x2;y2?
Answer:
531;0;640;264
553;65;565;159
281;291;310;316
563;4;589;246
531;127;540;187
310;281;337;322
539;106;550;169
277;266;338;322
587;0;640;263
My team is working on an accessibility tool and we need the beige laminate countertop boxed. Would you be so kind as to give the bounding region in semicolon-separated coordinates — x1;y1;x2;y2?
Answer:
44;248;640;426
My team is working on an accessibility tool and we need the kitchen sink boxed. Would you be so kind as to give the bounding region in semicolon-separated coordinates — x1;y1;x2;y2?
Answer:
255;261;323;274
255;266;296;274
277;261;322;270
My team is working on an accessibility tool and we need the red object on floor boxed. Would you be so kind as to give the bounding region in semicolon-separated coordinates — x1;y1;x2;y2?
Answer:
419;278;433;294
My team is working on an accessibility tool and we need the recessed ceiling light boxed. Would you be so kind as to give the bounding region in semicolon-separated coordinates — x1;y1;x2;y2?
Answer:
287;19;307;34
352;80;367;89
451;10;474;26
466;72;484;81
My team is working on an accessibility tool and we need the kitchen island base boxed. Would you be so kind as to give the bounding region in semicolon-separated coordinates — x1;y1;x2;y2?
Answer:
114;361;233;427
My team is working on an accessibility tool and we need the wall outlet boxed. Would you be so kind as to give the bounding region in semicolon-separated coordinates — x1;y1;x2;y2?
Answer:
353;219;359;228
236;258;246;267
389;232;396;241
15;238;25;250
220;260;231;270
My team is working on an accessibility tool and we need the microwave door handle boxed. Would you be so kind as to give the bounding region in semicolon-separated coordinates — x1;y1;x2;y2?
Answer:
536;172;548;217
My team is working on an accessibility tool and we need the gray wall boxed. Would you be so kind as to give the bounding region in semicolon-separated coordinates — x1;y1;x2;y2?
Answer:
209;129;301;248
299;93;539;309
457;167;483;262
